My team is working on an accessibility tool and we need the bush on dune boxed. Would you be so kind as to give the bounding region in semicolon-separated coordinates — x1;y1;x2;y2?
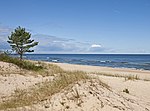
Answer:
0;54;43;71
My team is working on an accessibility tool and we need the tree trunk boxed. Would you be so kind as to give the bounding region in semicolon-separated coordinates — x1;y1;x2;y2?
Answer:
20;48;23;60
20;53;23;60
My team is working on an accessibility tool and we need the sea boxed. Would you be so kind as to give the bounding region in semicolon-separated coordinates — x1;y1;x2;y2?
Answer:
20;54;150;70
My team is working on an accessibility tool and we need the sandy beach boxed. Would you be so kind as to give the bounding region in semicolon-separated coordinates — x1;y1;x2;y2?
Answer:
0;61;150;111
52;62;150;80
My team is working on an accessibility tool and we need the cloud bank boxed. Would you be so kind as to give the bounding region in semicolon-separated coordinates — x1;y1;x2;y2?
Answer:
33;34;105;53
0;26;105;53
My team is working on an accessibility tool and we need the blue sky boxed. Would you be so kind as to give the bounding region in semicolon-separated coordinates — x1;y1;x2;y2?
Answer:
0;0;150;54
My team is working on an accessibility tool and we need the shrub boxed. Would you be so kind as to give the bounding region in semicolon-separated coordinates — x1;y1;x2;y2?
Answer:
0;54;43;71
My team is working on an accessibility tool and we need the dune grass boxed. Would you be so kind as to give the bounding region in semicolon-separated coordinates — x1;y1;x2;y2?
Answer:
93;72;149;81
124;75;139;81
0;70;89;110
0;54;43;71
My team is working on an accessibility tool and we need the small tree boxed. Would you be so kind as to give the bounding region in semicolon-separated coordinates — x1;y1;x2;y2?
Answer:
7;26;38;59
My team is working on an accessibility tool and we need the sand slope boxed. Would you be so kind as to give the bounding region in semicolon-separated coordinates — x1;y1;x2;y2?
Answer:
0;61;150;111
9;79;150;111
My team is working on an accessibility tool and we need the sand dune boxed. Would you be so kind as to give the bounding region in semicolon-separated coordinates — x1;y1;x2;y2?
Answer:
0;61;150;111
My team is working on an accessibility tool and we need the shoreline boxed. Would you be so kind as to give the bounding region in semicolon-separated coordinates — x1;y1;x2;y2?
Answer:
48;61;150;72
53;61;150;71
47;61;150;80
8;59;150;80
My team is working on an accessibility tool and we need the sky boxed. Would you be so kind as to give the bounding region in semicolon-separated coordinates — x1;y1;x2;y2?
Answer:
0;0;150;54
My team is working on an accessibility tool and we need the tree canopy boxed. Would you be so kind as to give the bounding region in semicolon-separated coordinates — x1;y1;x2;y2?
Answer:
7;26;38;59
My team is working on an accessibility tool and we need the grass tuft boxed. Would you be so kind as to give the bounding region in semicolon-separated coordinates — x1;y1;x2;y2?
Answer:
125;75;139;81
94;72;146;81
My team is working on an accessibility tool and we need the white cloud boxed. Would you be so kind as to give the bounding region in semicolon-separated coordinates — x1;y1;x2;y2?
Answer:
91;44;102;48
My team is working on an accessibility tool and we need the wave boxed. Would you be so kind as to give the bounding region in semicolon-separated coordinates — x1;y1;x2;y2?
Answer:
144;63;150;65
51;59;58;62
99;60;111;63
120;62;128;64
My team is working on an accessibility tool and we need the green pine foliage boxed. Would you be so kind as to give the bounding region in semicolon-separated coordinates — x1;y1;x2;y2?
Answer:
7;26;38;59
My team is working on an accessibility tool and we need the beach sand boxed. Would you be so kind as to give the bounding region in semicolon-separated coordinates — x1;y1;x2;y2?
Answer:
0;61;150;111
53;62;150;80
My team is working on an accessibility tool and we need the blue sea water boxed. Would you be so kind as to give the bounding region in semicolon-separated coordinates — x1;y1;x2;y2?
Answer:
23;54;150;70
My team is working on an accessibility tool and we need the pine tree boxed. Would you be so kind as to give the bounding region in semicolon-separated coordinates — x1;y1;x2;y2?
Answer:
7;26;38;59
